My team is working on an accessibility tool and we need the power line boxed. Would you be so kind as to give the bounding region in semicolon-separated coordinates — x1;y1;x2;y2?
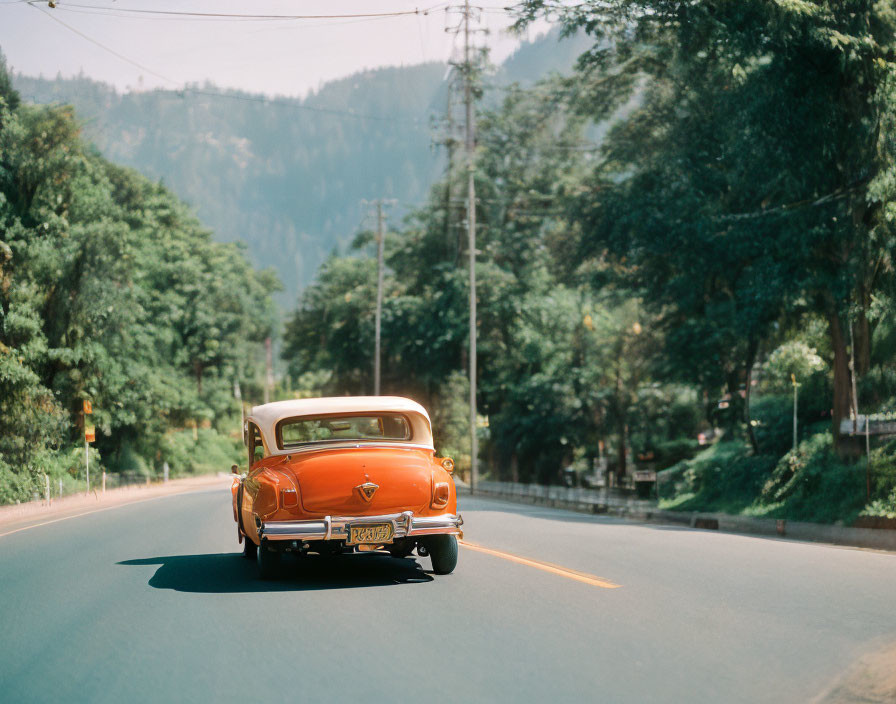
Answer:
43;3;433;27
46;6;288;23
28;1;449;21
32;3;177;85
27;3;437;125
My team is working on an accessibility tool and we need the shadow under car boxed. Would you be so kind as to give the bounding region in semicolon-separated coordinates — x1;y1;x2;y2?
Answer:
118;551;434;593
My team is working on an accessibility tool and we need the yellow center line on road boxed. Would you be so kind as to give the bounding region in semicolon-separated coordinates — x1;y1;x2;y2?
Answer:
459;540;621;589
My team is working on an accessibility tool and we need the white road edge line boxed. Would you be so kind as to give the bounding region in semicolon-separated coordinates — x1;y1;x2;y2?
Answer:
0;487;223;539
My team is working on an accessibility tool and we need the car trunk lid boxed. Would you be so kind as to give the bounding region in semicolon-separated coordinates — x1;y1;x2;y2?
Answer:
286;446;432;515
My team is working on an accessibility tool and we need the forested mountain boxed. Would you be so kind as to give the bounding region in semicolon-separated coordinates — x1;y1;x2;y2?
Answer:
13;64;445;304
11;27;591;305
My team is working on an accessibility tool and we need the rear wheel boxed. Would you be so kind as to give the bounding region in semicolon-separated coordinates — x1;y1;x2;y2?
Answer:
242;536;257;560
257;539;281;579
427;535;458;575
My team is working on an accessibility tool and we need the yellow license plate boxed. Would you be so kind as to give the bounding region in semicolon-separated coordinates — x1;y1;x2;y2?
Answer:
348;523;394;545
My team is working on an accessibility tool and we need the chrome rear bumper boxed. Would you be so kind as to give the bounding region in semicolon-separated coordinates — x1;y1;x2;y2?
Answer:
259;511;463;542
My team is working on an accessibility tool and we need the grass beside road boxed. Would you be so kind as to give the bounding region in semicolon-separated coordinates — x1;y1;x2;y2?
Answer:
658;436;896;525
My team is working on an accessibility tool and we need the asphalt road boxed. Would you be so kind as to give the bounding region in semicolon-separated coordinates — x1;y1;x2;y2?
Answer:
2;488;895;703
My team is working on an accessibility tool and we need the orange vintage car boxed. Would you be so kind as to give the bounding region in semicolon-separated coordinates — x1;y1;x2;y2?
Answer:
231;396;463;579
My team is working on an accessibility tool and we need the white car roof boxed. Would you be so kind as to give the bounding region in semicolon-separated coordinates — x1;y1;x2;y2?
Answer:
246;396;433;454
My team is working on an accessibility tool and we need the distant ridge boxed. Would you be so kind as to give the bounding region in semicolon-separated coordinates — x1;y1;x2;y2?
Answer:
12;27;591;305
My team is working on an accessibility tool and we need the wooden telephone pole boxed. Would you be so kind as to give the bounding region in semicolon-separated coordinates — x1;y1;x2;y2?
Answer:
375;201;385;396
462;0;478;493
362;198;395;396
264;337;273;404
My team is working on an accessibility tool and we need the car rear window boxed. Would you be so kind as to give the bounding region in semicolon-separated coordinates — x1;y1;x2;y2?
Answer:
277;413;412;449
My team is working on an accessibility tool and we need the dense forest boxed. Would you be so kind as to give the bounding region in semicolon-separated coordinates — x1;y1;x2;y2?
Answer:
0;28;592;504
14;28;593;304
283;0;896;523
6;3;896;524
0;56;278;503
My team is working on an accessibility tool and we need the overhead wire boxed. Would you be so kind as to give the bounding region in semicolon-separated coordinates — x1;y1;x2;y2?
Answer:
26;1;450;22
44;5;282;23
24;2;440;125
14;2;539;128
32;2;177;85
245;13;417;35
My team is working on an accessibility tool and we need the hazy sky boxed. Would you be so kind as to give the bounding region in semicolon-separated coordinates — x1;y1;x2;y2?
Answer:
0;0;553;96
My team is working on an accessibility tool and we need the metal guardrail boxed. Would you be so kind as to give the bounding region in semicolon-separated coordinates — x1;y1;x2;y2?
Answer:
474;481;896;552
839;416;896;436
475;480;656;510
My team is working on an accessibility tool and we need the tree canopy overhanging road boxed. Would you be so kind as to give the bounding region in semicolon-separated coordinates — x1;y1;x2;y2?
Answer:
1;488;894;703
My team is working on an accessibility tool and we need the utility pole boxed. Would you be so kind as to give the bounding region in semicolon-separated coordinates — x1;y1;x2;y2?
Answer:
849;318;871;500
463;0;478;493
375;201;385;396
264;337;273;404
361;198;395;395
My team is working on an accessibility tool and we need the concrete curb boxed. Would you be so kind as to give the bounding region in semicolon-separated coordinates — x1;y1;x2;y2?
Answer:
463;486;896;552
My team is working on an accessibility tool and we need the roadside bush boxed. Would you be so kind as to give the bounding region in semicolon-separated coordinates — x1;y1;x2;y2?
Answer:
659;440;776;513
870;440;896;497
860;440;896;517
759;433;866;523
751;395;793;457
104;440;152;477
862;490;896;519
162;428;243;477
0;460;38;504
0;445;98;503
653;437;700;469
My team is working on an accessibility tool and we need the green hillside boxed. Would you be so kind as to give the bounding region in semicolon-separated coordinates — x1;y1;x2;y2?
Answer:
11;27;590;305
14;64;445;303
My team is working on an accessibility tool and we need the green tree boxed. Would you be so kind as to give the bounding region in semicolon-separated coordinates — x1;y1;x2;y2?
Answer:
520;0;896;453
0;65;280;501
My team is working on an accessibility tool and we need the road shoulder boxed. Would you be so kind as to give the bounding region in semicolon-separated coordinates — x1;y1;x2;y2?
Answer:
464;485;896;553
0;474;231;537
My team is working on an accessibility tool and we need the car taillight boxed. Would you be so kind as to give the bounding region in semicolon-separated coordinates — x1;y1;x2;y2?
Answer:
432;481;450;508
280;488;298;508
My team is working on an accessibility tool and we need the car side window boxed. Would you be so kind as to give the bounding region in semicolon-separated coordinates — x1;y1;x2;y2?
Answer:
247;422;264;466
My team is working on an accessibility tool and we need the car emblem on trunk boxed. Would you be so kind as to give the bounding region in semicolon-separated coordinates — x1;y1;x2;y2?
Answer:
356;481;379;502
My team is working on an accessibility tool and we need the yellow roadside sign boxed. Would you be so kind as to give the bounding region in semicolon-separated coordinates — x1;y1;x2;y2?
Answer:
85;426;96;443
